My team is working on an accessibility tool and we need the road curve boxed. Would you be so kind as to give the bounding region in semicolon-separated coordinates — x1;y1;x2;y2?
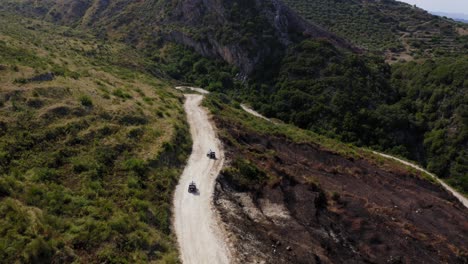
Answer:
175;86;210;94
241;104;468;209
240;104;272;123
173;93;231;264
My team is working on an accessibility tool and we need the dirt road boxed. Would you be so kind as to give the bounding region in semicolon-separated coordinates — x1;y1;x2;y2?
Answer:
175;86;210;94
240;104;272;123
241;104;468;209
173;93;231;264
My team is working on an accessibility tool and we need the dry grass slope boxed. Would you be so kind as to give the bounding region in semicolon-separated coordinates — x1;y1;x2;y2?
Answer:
0;14;191;263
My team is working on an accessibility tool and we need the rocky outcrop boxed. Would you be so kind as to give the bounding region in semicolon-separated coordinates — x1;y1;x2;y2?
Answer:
161;0;354;76
163;30;259;80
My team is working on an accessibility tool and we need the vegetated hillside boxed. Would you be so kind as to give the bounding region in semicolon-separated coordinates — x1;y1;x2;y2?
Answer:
238;39;423;161
0;2;466;263
150;43;239;91
5;0;465;194
283;0;468;60
391;57;468;190
0;15;191;263
10;0;466;187
238;39;468;193
0;0;352;78
205;94;468;264
242;39;405;148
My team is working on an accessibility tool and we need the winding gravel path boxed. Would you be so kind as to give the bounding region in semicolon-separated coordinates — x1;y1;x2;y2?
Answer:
240;104;273;123
173;92;231;264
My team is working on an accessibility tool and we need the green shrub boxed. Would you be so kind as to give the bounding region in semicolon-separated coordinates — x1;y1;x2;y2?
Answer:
22;237;54;263
110;215;132;234
119;115;148;125
25;186;44;206
112;89;132;99
0;178;11;197
29;168;59;183
124;158;147;177
125;231;150;251
127;127;144;139
71;157;99;173
79;95;93;107
222;158;267;190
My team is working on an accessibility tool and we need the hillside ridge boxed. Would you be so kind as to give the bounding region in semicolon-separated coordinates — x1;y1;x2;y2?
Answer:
1;0;354;77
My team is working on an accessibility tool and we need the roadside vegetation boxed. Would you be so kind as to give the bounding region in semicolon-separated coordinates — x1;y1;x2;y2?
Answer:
0;15;191;263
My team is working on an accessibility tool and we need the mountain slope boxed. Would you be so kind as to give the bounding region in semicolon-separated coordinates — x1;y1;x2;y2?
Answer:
283;0;468;60
391;57;468;188
0;14;191;263
1;0;353;77
4;0;466;193
0;1;467;263
205;94;468;263
3;0;466;193
239;49;468;194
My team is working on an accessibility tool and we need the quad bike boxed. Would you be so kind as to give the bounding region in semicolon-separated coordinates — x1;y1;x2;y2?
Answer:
188;181;197;193
207;150;216;159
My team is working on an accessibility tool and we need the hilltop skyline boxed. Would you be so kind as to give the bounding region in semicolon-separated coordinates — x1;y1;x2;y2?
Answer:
399;0;468;14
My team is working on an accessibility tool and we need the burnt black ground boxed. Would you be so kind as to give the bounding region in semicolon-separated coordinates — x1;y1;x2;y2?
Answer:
214;119;468;264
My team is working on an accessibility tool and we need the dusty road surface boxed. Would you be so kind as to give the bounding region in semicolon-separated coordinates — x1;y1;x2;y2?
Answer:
240;104;272;123
175;86;210;94
241;104;468;209
173;93;231;264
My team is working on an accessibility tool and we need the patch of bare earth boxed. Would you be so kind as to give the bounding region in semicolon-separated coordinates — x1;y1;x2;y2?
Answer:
214;120;468;264
457;27;468;36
